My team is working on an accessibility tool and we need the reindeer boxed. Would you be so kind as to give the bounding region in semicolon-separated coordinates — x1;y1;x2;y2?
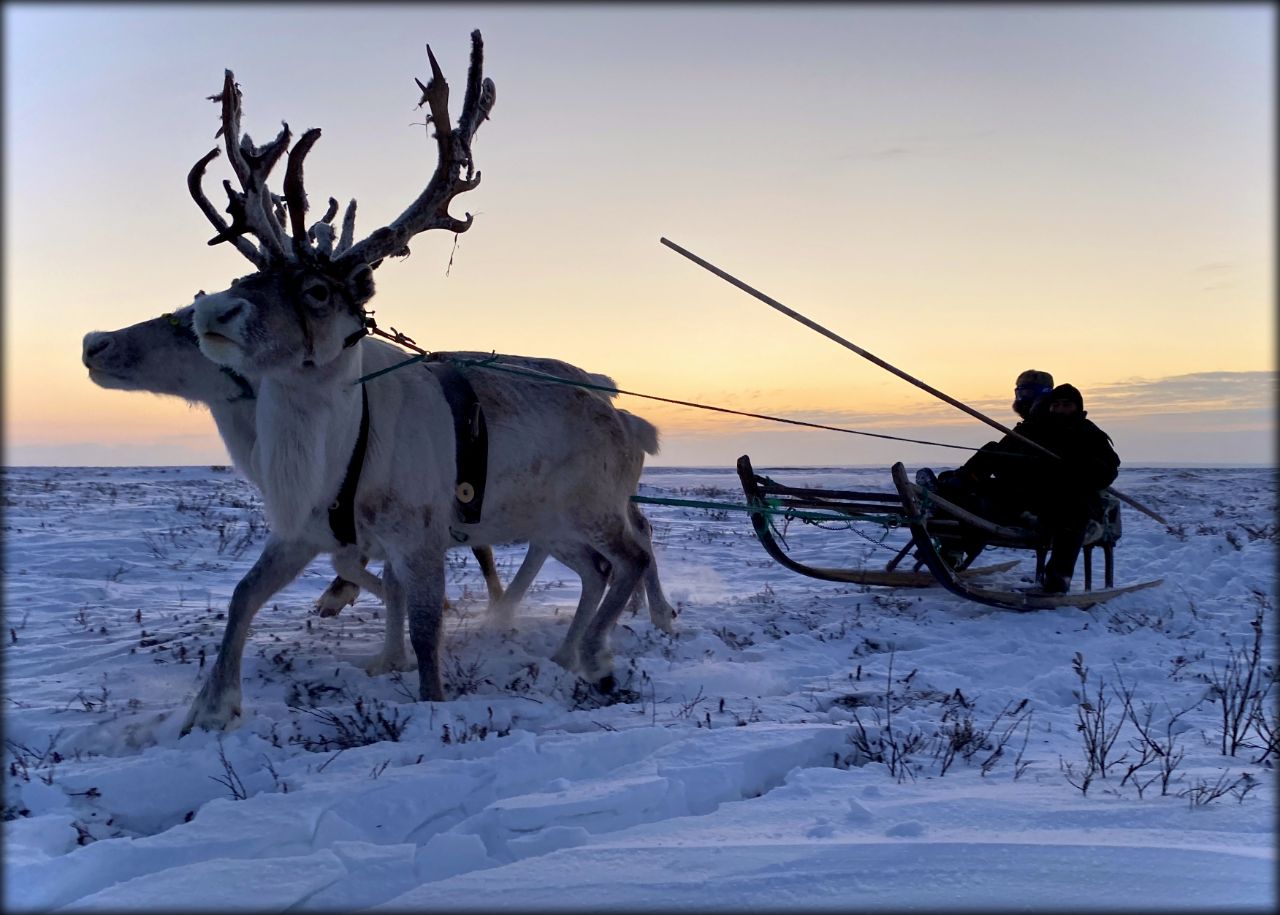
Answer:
173;31;670;730
82;306;498;618
81;309;676;639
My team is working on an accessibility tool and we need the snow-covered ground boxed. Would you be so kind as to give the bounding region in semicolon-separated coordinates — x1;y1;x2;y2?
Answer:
3;464;1275;911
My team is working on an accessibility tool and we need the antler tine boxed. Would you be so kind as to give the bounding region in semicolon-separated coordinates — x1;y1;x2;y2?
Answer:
309;197;341;257
270;193;287;232
282;127;323;257
241;123;293;252
339;30;494;270
205;70;291;262
457;30;497;152
187;147;269;267
334;199;358;256
320;197;340;225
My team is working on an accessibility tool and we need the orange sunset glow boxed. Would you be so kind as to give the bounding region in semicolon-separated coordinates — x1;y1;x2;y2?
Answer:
4;4;1273;468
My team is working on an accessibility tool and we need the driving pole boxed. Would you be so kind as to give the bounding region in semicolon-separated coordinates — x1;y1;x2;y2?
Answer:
660;237;1169;528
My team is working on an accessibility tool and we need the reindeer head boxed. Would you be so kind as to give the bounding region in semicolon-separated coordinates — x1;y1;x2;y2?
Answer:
83;301;254;404
189;31;495;379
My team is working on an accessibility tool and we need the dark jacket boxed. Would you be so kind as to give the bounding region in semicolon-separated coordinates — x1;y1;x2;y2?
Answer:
961;386;1119;501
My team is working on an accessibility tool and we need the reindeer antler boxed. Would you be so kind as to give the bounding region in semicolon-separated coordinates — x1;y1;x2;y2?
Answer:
188;70;298;266
188;148;267;267
339;29;496;270
188;32;493;271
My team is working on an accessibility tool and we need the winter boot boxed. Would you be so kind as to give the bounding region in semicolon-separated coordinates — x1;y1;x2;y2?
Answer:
1042;525;1086;594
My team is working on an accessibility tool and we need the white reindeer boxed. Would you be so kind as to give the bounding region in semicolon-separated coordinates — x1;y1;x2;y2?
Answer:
82;306;502;616
164;32;671;729
81;310;675;639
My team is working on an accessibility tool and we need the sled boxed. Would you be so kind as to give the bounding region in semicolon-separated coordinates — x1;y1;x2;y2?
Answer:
889;462;1162;611
735;455;1018;588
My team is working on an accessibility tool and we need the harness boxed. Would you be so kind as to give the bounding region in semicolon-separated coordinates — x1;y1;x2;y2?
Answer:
327;385;371;545
425;361;489;533
219;366;256;402
326;361;489;545
324;315;374;544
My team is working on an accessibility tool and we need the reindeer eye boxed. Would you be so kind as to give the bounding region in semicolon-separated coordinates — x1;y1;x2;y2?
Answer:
304;283;330;303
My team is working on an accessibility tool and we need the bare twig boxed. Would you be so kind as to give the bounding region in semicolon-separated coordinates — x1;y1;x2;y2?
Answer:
210;740;248;800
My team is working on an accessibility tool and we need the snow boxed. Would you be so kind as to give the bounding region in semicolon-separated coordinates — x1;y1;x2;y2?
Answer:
3;464;1275;911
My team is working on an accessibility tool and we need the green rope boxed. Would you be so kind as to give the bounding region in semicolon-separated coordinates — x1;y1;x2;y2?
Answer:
357;353;426;384
630;494;901;526
768;495;903;553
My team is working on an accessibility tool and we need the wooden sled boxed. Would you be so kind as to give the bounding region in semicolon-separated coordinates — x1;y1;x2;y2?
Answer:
889;462;1162;611
736;455;1018;588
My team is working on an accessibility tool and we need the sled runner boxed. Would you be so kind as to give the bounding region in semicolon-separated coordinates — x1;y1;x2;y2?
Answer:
735;455;1018;588
734;455;1160;609
889;462;1162;611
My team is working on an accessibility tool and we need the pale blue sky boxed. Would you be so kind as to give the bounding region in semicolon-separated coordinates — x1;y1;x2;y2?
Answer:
4;3;1274;466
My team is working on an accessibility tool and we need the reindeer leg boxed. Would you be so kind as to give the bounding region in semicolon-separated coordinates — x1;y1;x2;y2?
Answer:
317;549;385;617
631;506;677;634
548;546;609;674
577;529;650;692
485;544;550;630
332;549;385;601
398;549;449;702
643;565;677;633
472;546;504;606
363;561;416;676
315;575;361;617
182;536;316;733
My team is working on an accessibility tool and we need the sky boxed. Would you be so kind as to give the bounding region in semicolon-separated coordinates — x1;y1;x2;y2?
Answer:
3;3;1274;467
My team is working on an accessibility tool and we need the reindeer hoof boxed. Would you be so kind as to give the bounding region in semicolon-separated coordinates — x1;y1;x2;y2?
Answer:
649;604;678;634
181;698;243;734
316;580;360;617
597;675;616;694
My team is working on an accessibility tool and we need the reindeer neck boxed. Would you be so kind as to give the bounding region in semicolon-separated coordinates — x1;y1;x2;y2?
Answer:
251;349;366;541
207;398;260;486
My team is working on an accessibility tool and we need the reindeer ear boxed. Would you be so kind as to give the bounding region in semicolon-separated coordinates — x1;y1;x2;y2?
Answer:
345;263;376;306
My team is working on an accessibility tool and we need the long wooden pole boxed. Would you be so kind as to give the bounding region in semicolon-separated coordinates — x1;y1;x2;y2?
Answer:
660;237;1170;528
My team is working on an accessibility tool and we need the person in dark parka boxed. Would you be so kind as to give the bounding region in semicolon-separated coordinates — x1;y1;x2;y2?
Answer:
923;370;1055;559
942;369;1055;508
960;383;1120;592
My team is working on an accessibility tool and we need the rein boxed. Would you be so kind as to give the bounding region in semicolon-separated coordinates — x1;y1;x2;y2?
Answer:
353;323;982;454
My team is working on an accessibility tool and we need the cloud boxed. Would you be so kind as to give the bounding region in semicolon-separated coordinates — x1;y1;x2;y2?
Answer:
836;129;994;163
631;371;1277;437
1190;262;1238;292
1085;371;1275;414
838;145;918;161
631;370;1276;467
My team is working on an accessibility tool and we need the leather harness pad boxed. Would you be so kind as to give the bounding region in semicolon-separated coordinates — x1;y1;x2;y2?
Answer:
328;385;370;546
326;362;487;546
425;362;488;526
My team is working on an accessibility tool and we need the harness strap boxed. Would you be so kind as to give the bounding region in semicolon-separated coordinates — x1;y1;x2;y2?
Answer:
425;362;488;528
328;385;370;545
219;366;256;402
